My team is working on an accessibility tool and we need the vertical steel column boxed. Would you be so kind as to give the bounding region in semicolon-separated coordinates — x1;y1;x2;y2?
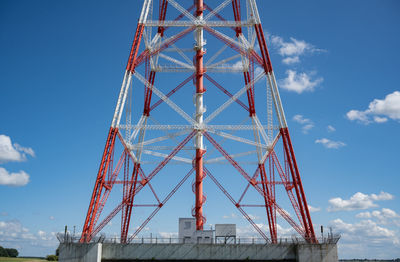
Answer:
195;0;206;231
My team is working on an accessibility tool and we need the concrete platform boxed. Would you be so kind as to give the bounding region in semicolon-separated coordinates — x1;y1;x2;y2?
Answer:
59;242;338;262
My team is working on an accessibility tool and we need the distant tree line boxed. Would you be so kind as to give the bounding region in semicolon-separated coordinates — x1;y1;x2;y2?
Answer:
0;245;19;257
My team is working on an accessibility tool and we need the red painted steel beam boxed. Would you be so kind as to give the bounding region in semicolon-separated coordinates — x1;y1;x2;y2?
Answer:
254;24;272;73
143;71;156;116
127;24;145;73
259;163;277;243
80;127;118;242
120;163;140;243
280;127;317;243
231;0;242;36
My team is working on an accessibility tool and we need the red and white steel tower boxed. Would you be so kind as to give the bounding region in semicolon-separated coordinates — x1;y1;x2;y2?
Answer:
80;0;317;244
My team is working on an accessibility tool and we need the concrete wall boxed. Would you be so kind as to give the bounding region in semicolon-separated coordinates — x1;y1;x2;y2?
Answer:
59;242;338;262
101;243;296;261
59;243;101;262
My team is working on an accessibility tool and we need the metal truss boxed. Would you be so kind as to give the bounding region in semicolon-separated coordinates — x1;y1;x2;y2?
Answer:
80;0;317;245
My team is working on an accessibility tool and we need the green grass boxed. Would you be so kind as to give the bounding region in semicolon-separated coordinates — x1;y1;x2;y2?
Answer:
0;258;46;262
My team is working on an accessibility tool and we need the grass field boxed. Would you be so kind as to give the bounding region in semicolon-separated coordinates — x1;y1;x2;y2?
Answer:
0;258;46;262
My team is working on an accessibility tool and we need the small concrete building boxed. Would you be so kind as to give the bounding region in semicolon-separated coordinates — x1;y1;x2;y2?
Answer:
215;224;236;243
178;218;213;243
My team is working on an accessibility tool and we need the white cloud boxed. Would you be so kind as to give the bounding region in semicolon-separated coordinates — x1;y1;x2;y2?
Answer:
356;208;400;226
13;144;35;158
327;125;336;132
0;167;30;186
282;56;300;65
49;216;55;220
270;36;324;64
271;36;310;57
331;218;398;243
328;191;394;212
315;138;346;149
292;115;314;134
0;135;35;163
0;220;58;256
232;60;244;71
356;211;372;218
346;91;400;124
330;218;400;258
279;70;323;94
308;205;321;212
223;213;237;219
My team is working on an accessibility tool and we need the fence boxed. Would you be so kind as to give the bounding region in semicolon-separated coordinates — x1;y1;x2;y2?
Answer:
57;233;340;245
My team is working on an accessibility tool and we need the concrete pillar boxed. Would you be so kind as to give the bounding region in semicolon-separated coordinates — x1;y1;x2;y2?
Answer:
297;243;338;262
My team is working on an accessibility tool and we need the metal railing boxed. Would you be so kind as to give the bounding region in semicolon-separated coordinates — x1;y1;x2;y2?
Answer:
57;233;340;245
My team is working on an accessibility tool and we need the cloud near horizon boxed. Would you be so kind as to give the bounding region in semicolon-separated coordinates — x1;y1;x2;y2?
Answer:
328;191;394;212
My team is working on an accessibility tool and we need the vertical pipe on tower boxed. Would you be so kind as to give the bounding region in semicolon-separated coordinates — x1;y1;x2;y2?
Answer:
195;0;205;230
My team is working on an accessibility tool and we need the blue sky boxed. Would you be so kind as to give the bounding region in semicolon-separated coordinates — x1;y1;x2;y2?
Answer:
1;0;400;259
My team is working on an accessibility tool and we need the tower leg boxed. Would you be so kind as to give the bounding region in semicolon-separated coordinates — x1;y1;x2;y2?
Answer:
80;127;118;242
194;0;205;231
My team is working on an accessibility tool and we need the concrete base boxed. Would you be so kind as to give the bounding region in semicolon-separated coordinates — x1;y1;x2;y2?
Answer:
59;242;338;262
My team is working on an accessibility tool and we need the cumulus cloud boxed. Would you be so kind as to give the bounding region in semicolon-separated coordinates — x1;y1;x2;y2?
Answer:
279;70;323;94
327;125;336;132
0;167;30;186
308;205;321;212
270;36;323;64
282;56;300;65
356;208;400;226
346;91;400;124
0;220;35;241
330;217;400;258
0;219;58;256
292;114;314;134
0;135;35;163
232;60;244;71
315;138;346;149
330;218;398;244
328;192;394;212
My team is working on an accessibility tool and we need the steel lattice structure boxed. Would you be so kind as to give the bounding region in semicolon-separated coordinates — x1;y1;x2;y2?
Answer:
80;0;317;244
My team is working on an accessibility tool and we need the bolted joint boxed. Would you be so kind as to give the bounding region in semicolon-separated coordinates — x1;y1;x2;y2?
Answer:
140;178;148;186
